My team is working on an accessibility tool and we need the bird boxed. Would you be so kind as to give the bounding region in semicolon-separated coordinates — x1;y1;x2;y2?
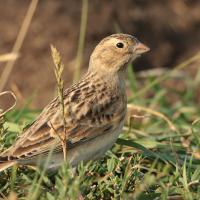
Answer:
0;34;149;172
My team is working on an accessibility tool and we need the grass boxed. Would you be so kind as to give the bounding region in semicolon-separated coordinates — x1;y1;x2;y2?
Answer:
0;1;200;199
50;45;67;161
0;54;200;200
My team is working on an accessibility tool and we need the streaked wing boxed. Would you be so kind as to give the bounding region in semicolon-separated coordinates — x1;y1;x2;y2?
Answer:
2;77;126;161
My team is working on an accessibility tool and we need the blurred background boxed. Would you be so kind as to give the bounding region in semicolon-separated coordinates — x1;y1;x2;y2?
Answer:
0;0;200;108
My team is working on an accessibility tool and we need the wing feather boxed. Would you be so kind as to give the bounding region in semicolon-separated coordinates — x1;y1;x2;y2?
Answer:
1;77;126;162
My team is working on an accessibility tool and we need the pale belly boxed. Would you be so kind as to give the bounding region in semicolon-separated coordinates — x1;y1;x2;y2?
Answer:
46;120;124;170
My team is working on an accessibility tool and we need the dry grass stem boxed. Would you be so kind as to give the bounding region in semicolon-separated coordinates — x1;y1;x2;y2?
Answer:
0;91;17;142
127;104;178;133
192;118;200;125
0;91;17;117
0;0;38;92
50;45;67;161
73;0;88;82
0;53;19;63
137;68;187;79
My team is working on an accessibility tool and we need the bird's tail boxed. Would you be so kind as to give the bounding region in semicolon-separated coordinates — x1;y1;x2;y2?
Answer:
0;161;16;172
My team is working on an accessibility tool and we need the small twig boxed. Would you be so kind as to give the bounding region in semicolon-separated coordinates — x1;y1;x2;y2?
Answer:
128;114;149;134
0;91;17;141
0;0;39;92
0;190;7;200
0;53;19;63
188;180;199;187
50;45;67;161
0;91;17;117
192;118;200;125
127;104;178;133
130;114;150;119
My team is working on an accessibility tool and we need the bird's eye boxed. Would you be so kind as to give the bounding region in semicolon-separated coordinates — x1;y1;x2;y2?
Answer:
116;42;124;48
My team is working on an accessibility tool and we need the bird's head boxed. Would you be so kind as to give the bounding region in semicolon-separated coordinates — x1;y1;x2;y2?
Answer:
89;34;149;74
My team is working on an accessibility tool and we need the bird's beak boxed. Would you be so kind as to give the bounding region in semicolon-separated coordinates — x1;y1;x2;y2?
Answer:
134;43;150;55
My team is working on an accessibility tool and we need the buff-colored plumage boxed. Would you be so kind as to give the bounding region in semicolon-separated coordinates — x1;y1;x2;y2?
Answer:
0;34;149;171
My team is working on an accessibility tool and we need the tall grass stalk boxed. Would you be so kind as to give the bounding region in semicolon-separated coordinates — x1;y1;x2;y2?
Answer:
50;45;67;161
73;0;88;82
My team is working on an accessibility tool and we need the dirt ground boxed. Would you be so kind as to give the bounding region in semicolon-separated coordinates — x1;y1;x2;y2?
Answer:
0;0;200;108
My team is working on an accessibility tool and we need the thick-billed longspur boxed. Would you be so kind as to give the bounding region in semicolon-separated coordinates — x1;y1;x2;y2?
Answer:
0;34;149;171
